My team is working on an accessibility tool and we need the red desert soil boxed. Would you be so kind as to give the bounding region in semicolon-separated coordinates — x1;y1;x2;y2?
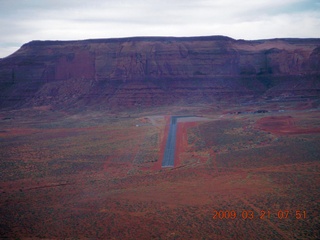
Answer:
1;106;319;239
255;115;320;135
175;121;198;167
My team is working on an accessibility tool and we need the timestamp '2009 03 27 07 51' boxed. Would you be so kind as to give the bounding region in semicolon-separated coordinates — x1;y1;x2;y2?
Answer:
212;210;307;220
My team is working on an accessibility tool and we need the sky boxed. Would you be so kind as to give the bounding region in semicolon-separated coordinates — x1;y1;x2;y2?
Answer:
0;0;320;58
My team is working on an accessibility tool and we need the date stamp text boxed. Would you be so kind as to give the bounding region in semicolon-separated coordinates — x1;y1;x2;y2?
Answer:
212;210;307;220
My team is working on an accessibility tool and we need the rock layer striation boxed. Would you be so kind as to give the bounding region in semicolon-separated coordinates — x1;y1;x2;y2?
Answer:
0;36;319;109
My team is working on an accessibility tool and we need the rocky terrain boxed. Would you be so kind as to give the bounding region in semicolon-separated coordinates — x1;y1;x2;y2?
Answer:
0;36;319;109
1;102;320;239
1;36;320;239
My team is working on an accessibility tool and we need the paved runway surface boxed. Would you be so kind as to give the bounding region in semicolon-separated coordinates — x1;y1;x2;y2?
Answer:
162;116;193;167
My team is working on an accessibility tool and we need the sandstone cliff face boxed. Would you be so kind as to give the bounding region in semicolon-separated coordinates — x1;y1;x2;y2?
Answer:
0;36;319;109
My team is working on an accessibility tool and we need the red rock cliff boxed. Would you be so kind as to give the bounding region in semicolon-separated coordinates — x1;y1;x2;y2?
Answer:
0;36;319;108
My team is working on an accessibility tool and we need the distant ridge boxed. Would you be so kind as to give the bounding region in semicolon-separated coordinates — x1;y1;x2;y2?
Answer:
1;35;319;109
21;35;320;47
21;35;235;47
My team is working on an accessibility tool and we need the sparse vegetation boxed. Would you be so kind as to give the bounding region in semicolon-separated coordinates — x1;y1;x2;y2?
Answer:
1;102;319;239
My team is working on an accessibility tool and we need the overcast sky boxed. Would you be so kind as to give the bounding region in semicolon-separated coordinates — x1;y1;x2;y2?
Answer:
0;0;319;58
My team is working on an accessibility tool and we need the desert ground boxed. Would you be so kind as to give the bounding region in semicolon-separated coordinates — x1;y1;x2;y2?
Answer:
1;100;319;239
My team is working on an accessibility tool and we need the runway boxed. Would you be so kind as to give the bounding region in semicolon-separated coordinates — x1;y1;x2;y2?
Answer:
161;116;195;167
